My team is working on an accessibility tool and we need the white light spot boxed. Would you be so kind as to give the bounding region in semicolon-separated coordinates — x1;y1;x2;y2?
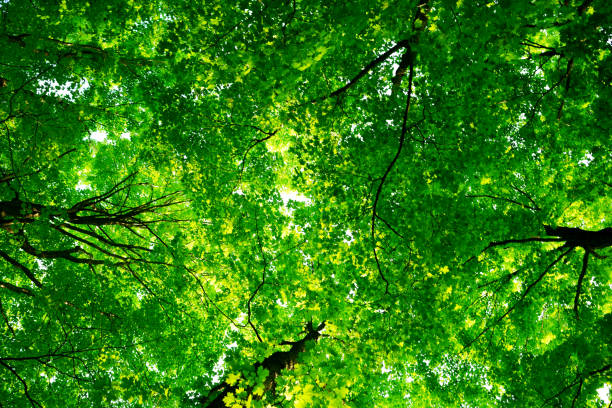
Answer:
89;130;108;142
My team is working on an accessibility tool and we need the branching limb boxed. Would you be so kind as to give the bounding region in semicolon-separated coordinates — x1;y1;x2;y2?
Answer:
477;265;529;290
481;237;564;253
542;364;610;407
0;360;42;407
528;70;567;123
375;214;407;240
571;378;583;408
464;235;562;266
0;249;43;288
556;58;574;121
60;224;151;252
246;217;266;343
238;130;278;181
391;0;430;93
466;194;540;211
0;280;34;296
0;297;15;336
185;264;242;329
69;171;139;213
122;263;171;314
21;240;104;265
308;40;410;104
371;60;414;294
463;247;573;350
0;148;76;185
511;184;541;211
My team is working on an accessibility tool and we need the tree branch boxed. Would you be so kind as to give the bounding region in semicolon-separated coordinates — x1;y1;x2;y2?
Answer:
391;0;430;93
0;360;42;407
573;250;589;320
0;297;15;335
371;60;414;294
375;214;407;240
556;58;574;121
464;247;573;350
542;364;610;407
245;217;266;343
309;40;410;104
201;321;326;407
511;184;541;211
481;237;564;253
0;148;76;185
571;378;583;408
0;249;43;288
0;280;34;296
238;130;277;182
466;194;540;211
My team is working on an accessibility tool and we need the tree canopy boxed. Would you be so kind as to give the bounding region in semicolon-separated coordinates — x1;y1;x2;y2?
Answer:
1;0;611;407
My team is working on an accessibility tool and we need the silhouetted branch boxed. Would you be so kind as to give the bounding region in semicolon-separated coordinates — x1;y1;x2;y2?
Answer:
0;279;34;296
464;247;573;350
541;364;610;407
0;298;15;335
308;40;410;104
0;360;42;407
372;61;414;294
466;194;540;211
573;250;589;320
246;217;266;343
201;321;326;407
0;249;42;288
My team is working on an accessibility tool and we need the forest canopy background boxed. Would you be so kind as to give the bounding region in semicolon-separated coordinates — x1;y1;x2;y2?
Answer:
0;0;611;407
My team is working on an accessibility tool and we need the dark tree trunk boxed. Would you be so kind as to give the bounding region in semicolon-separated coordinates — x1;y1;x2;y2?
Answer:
544;225;612;250
0;199;46;225
202;321;325;408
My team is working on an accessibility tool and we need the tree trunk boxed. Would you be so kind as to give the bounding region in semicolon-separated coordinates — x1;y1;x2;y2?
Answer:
544;225;612;250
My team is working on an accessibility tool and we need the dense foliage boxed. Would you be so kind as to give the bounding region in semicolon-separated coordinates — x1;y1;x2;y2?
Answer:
1;0;610;406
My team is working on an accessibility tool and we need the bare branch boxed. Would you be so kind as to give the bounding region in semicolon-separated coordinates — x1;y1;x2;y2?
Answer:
0;148;76;185
21;239;105;265
61;224;151;252
375;214;407;240
238;131;277;182
392;0;430;93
